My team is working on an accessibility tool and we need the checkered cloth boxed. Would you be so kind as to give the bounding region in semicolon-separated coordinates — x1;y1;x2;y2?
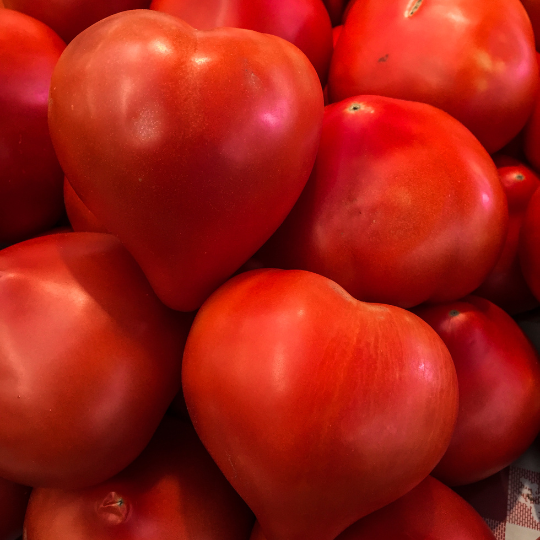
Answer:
454;437;540;540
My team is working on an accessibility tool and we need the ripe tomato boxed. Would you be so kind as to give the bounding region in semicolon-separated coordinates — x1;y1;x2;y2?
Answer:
23;416;254;540
328;0;539;153
150;0;333;84
251;476;496;540
48;9;324;312
0;9;65;244
3;0;152;42
414;296;540;486
258;95;508;309
182;269;458;540
0;232;192;488
473;156;540;314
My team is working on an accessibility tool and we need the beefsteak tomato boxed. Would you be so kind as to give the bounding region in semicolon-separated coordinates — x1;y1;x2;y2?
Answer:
48;9;324;312
182;269;459;540
0;232;192;488
328;0;539;153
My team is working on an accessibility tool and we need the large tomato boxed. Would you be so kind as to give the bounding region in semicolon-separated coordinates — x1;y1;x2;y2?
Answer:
328;0;539;153
3;0;152;42
0;9;65;244
23;417;254;540
258;95;508;309
414;296;540;486
251;476;496;540
150;0;333;84
0;232;192;488
48;9;324;312
182;269;459;540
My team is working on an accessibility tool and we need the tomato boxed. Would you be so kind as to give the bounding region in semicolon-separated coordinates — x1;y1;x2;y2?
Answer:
0;232;192;488
64;177;108;234
520;187;540;300
48;9;324;312
328;0;539;153
0;477;30;540
414;296;540;486
473;156;540;314
3;0;151;43
23;416;254;540
251;476;496;540
0;9;65;244
182;269;458;540
150;0;333;85
258;95;508;309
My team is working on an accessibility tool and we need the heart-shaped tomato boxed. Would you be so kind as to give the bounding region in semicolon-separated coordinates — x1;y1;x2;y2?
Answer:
182;269;459;540
48;9;324;311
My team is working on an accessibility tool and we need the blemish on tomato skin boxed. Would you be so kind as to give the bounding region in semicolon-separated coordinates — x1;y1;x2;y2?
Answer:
449;309;460;317
405;0;423;17
97;492;129;525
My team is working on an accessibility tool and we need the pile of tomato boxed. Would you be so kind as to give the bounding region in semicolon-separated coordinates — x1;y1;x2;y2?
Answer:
2;0;540;538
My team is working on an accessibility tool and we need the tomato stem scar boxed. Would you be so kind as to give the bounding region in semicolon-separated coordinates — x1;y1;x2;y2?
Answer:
405;0;423;17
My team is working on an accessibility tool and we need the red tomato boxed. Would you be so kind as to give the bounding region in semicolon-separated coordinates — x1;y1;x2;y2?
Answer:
182;269;458;540
0;477;30;540
251;476;496;540
150;0;333;84
520;187;540;299
64;177;108;234
328;0;539;153
23;416;254;540
473;156;540;314
48;9;324;312
0;9;65;244
258;96;508;309
0;232;192;488
414;296;540;486
3;0;151;42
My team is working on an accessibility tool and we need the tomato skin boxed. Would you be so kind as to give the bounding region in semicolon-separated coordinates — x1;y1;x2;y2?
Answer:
0;477;30;540
251;476;496;540
48;9;324;312
328;0;539;153
0;9;65;244
413;296;540;486
23;416;254;540
0;232;192;489
182;269;458;540
3;0;151;43
473;157;540;314
520;188;540;300
64;177;108;234
150;0;333;85
258;96;508;309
